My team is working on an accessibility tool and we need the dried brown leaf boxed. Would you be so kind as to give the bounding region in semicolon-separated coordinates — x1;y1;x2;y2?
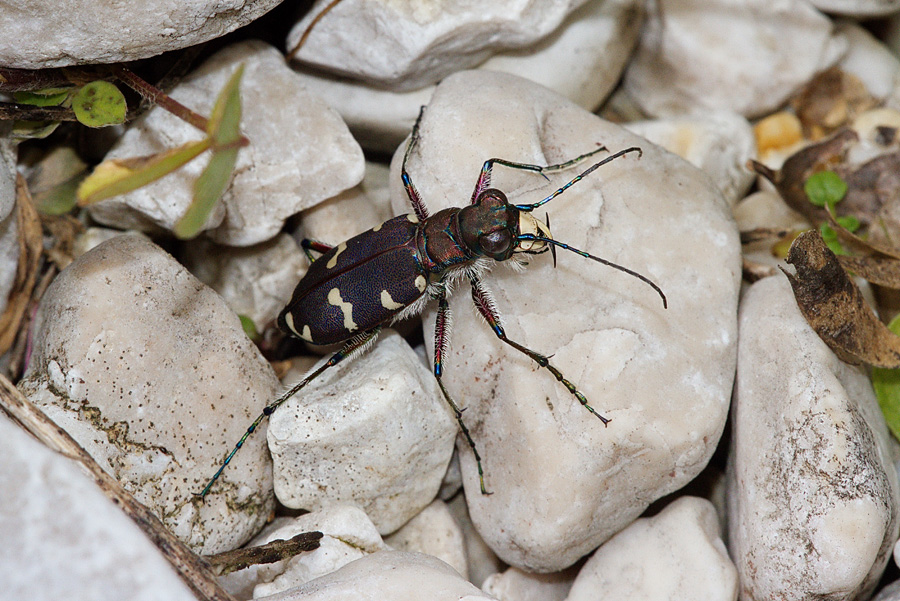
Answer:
792;66;877;139
838;254;900;288
782;229;900;367
750;128;859;224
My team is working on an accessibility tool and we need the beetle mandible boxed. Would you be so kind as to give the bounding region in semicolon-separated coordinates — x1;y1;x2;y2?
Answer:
199;107;667;498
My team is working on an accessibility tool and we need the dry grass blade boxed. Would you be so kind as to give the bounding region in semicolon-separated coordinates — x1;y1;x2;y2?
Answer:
0;175;43;354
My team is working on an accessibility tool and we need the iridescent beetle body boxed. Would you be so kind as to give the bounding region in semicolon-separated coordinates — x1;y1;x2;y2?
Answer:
278;192;538;346
199;108;666;499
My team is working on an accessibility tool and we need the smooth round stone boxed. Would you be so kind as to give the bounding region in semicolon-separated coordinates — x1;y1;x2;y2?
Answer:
482;566;577;601
567;496;737;601
0;0;282;68
728;275;900;601
623;0;846;118
837;22;900;102
268;330;457;535
265;550;493;601
88;41;364;247
383;499;468;581
288;0;595;91
389;70;740;571
17;235;277;554
625;111;756;206
810;0;900;16
0;413;197;601
288;0;642;153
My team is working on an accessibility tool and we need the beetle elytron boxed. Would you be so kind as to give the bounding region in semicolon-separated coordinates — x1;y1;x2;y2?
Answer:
199;108;666;498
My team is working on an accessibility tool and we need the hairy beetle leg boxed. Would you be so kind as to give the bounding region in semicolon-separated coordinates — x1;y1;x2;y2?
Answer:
469;275;611;425
300;238;334;263
433;292;491;495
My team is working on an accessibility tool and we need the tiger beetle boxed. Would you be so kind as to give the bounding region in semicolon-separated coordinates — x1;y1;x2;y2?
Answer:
199;107;667;498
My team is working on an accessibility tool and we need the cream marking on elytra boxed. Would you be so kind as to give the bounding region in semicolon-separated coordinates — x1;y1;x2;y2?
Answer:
373;221;383;232
284;312;313;341
414;275;427;293
326;242;347;269
380;290;404;310
407;214;419;224
328;288;358;332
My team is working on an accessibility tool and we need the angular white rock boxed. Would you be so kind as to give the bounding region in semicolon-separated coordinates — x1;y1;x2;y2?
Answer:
0;413;196;601
625;111;756;207
288;0;593;91
0;133;17;319
0;0;282;68
289;0;642;152
566;496;737;601
249;503;386;598
182;233;307;331
384;499;468;580
269;330;457;534
88;41;364;246
483;566;577;601
17;235;277;554
262;551;494;601
728;275;900;601
623;0;846;118
390;71;740;571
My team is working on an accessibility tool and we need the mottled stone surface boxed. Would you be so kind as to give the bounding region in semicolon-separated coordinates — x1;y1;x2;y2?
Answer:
728;275;900;601
18;235;276;554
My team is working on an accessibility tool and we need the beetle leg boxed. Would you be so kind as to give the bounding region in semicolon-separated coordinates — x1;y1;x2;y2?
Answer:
300;238;334;263
198;327;382;499
469;145;611;204
401;106;431;222
469;275;610;426
433;290;491;495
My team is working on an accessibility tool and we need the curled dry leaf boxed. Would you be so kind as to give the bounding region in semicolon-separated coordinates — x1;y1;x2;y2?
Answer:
791;66;877;140
750;128;858;225
782;229;900;368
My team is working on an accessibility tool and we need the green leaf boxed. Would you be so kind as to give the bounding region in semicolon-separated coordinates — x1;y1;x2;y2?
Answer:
12;120;60;140
173;66;244;240
872;314;900;441
77;139;210;205
819;223;845;255
72;81;127;127
174;144;238;239
206;65;244;144
238;315;259;340
14;89;70;107
804;171;848;209
836;215;860;233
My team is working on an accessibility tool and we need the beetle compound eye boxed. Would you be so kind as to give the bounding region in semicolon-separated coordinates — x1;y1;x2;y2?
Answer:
480;230;512;258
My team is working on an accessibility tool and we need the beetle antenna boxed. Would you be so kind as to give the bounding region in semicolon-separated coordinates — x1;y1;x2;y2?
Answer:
514;147;642;212
517;233;666;308
545;213;557;268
